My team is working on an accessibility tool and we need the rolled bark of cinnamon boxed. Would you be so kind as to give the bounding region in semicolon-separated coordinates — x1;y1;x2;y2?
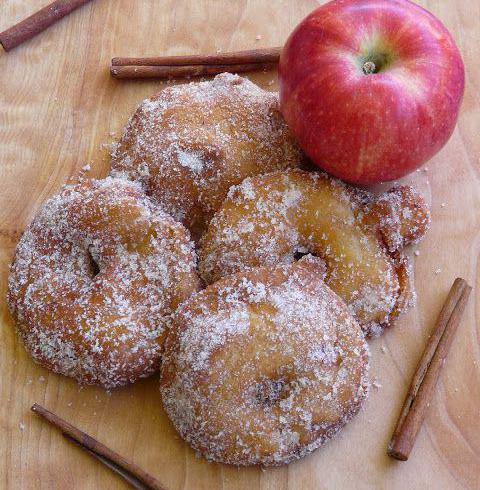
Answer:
110;62;277;80
388;278;471;461
0;0;92;52
111;47;282;67
110;47;281;80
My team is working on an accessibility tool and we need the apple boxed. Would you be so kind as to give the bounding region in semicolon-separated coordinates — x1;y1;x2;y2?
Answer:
279;0;465;184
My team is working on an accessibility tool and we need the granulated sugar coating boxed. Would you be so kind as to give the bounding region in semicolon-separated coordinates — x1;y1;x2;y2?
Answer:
7;177;200;388
200;170;430;336
160;258;369;466
110;73;302;240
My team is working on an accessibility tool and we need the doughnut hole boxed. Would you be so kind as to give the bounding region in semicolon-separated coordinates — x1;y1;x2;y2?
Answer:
87;245;100;277
254;375;291;406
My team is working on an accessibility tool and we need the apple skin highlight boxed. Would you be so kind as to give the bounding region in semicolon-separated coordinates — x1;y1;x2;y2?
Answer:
279;0;465;184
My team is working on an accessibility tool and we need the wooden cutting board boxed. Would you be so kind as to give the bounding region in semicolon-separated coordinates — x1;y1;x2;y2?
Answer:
0;1;479;488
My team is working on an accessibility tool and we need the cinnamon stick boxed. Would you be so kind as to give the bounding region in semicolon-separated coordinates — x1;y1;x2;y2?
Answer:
31;404;164;490
388;278;471;461
0;0;92;52
110;62;277;80
111;47;282;67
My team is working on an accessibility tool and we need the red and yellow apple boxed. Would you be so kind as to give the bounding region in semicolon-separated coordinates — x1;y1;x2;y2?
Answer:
279;0;465;184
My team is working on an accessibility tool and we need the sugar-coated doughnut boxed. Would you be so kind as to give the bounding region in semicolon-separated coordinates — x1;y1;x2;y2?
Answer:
8;177;200;388
199;170;430;336
110;72;302;240
161;258;369;466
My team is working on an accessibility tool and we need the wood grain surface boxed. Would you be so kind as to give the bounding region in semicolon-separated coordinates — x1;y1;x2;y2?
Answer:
0;1;479;488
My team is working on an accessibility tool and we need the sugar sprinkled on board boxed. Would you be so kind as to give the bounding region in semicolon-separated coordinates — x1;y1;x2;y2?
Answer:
372;379;382;390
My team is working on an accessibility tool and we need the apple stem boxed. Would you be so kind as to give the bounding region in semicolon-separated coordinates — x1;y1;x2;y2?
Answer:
363;61;376;75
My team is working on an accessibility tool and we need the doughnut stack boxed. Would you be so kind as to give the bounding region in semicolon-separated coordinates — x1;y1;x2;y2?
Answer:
8;73;430;466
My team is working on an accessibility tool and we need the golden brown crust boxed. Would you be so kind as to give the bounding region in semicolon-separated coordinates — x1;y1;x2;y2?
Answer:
7;177;200;388
161;259;369;466
199;170;429;336
390;253;415;322
362;185;431;253
110;73;302;240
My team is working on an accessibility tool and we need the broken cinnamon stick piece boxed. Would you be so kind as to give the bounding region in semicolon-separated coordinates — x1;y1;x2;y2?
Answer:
0;0;92;52
31;403;164;489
